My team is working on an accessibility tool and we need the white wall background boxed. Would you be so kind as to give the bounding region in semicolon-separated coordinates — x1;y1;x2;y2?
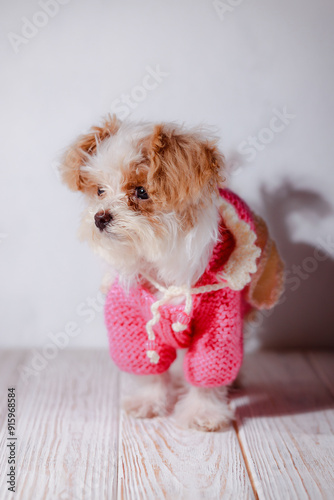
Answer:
1;0;334;351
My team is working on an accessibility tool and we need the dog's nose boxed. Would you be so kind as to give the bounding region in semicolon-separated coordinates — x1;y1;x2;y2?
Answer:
94;211;113;230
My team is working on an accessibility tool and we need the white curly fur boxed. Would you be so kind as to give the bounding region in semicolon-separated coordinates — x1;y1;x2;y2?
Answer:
65;119;243;431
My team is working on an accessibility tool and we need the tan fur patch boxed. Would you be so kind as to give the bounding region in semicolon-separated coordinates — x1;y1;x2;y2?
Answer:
60;114;121;193
120;161;167;237
143;125;225;230
244;215;285;309
121;162;155;215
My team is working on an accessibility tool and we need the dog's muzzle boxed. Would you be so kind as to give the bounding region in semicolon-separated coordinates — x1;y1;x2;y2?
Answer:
94;211;113;231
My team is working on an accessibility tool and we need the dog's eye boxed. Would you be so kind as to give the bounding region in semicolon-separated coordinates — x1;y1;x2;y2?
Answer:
97;187;105;196
135;186;149;200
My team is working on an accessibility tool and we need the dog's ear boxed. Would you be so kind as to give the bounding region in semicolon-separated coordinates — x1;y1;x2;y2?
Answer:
147;124;225;211
60;114;121;193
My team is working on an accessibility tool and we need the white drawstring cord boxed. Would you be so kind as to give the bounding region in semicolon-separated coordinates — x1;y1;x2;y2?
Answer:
141;274;229;364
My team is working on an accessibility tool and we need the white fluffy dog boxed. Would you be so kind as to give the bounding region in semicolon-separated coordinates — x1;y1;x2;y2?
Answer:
60;115;283;431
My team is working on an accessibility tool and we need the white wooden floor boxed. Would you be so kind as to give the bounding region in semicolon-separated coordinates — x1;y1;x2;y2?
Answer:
0;350;333;500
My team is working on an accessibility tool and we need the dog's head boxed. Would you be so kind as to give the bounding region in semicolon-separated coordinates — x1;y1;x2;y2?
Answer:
61;115;225;283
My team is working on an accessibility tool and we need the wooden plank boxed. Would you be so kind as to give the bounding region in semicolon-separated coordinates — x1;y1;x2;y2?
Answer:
232;351;334;500
119;376;255;500
0;350;120;500
2;349;333;500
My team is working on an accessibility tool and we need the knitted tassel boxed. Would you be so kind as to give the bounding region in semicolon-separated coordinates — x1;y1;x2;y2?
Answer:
142;275;229;364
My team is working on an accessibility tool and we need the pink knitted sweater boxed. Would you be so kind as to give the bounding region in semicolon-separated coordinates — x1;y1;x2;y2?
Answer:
105;189;258;387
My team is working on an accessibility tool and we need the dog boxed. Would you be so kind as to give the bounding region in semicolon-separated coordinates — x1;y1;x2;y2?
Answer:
61;115;284;431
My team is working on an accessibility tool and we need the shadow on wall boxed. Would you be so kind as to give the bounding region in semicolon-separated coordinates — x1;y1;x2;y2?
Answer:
251;181;334;348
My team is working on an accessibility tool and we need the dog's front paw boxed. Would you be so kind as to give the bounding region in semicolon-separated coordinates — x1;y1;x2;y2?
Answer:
123;395;169;419
186;408;232;432
122;373;173;419
173;386;233;432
